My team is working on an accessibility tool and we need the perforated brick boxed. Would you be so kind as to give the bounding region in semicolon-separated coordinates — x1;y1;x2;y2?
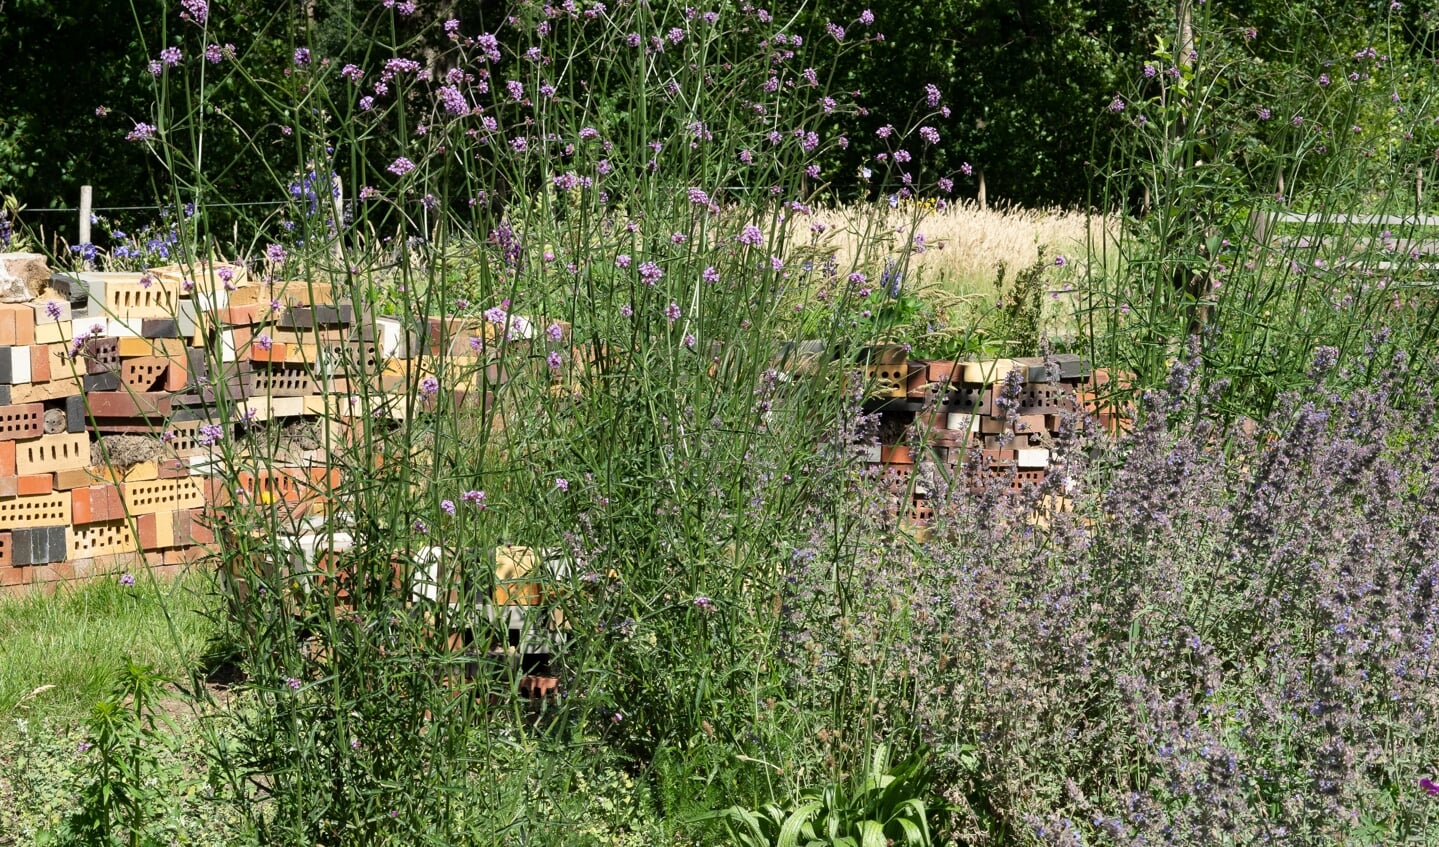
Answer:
122;478;205;515
68;520;138;560
0;492;71;529
121;357;170;392
860;365;908;399
82;337;120;374
251;366;318;397
105;282;179;317
15;432;90;475
161;420;211;458
0;403;45;442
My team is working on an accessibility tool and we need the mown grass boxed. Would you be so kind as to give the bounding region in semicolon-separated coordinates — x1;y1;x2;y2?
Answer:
0;570;220;732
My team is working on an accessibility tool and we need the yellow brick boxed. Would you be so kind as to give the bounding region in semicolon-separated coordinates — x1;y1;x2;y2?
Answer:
121;478;205;515
35;321;72;345
68;520;137;559
117;336;187;358
124;461;159;482
962;358;1024;384
15;432;91;475
153;509;175;548
0;492;72;529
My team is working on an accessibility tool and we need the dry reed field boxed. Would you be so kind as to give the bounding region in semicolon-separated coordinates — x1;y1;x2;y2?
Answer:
805;200;1111;294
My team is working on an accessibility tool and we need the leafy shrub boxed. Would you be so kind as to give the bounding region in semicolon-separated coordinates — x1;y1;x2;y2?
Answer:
707;745;938;847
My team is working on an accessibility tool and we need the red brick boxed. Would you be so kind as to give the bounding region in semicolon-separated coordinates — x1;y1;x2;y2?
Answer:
164;358;188;391
190;510;216;544
0;440;14;477
250;341;288;364
72;487;95;525
16;474;52;496
39;561;75;582
0;531;12;568
77;484;124;523
157;458;189;479
28;344;49;383
201;477;230;507
84;392;172;418
70;557;98;580
0;403;45;441
135;513;158;550
98;485;125;522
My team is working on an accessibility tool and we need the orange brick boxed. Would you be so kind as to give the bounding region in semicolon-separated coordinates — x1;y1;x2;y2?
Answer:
72;487;95;524
164;358;188;391
16;474;53;496
120;357;170;392
29;344;50;383
8;304;34;347
0;304;34;347
217;304;265;325
250;341;288;364
0;440;15;477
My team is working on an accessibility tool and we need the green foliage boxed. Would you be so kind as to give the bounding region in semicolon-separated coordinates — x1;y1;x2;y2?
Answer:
991;252;1054;356
1082;1;1439;415
55;661;186;847
705;745;939;847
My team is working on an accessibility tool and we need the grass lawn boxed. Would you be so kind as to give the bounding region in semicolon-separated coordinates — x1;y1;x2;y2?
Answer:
0;570;221;729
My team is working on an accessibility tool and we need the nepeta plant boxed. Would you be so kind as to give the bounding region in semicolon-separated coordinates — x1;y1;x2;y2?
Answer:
789;346;1439;844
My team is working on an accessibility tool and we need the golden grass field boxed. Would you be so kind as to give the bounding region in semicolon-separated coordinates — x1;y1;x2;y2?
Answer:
811;199;1109;292
785;200;1112;344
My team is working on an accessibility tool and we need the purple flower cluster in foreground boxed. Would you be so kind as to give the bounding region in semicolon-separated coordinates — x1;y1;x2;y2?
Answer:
781;348;1439;843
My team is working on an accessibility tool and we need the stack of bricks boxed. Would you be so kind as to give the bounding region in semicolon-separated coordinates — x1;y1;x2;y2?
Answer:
0;261;507;592
855;350;1121;531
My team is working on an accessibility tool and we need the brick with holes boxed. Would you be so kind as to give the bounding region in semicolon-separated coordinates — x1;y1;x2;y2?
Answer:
0;492;71;529
120;357;170;392
0;403;45;442
15;432;91;475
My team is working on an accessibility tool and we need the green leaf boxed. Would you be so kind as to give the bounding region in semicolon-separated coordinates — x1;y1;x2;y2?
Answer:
857;819;887;847
776;800;822;847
